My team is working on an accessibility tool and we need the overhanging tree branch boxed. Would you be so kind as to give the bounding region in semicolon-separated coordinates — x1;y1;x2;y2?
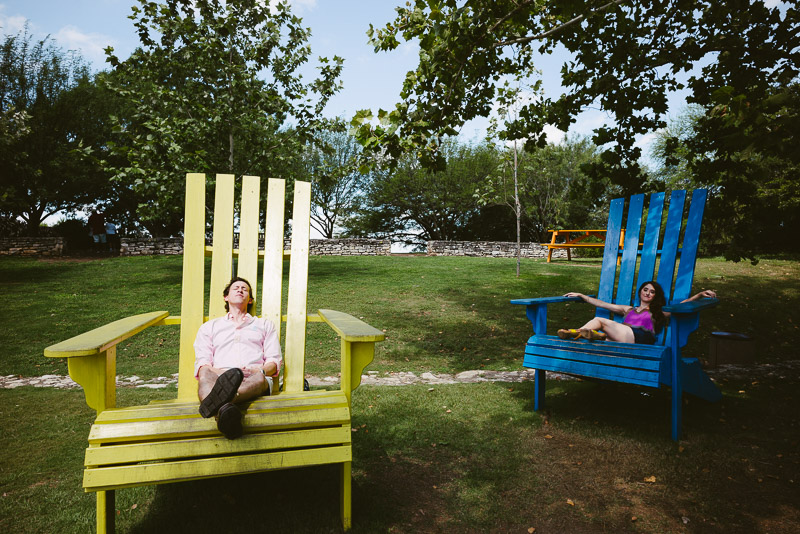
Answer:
493;0;629;48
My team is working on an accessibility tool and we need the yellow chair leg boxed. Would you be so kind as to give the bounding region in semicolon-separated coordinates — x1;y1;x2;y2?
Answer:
341;461;352;531
97;490;115;534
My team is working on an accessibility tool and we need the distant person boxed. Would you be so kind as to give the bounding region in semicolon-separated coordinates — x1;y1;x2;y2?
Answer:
193;277;282;439
105;221;119;254
87;210;106;254
558;280;717;344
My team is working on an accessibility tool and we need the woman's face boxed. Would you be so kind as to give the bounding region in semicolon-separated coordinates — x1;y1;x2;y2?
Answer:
640;284;656;304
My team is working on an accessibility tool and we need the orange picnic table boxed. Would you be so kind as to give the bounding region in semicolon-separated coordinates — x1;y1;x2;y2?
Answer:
541;229;627;262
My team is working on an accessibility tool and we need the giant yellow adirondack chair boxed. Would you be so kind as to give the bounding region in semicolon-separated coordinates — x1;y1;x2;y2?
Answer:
44;174;385;533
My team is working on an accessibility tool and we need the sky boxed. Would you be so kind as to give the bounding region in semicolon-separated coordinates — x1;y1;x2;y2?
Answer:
0;0;623;146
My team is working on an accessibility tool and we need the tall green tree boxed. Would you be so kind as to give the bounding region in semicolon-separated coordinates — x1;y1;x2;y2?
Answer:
103;0;343;235
354;0;799;260
0;26;106;234
302;119;367;238
345;139;499;248
480;136;603;243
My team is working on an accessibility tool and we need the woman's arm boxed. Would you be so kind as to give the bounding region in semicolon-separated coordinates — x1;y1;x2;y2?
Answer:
564;292;631;316
681;289;717;303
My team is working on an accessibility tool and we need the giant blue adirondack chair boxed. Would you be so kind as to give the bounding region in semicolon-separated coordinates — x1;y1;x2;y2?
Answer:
511;190;721;440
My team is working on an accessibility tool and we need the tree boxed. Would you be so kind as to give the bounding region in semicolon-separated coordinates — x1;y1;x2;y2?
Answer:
651;104;800;257
303;119;367;238
102;0;343;235
480;136;603;241
353;0;799;260
344;139;499;248
0;26;106;234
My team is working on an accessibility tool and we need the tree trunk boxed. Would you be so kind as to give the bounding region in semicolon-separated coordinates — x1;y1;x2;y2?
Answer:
513;141;521;278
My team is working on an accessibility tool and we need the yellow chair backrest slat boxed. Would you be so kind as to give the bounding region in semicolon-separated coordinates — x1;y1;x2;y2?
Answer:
237;175;261;298
261;178;286;337
284;181;311;393
177;173;207;400
208;174;235;320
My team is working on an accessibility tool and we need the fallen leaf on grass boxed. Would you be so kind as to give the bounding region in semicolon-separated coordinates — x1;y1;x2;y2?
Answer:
644;476;656;483
131;504;137;510
528;528;536;533
544;434;553;439
566;499;575;506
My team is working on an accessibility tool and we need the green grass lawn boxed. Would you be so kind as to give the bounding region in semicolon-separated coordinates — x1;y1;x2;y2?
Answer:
1;254;799;532
3;254;799;379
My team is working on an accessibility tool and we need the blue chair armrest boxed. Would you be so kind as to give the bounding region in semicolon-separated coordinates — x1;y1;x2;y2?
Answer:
510;295;585;306
664;298;719;315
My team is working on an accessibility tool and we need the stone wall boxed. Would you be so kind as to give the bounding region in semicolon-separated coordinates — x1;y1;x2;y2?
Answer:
0;237;64;256
120;236;391;256
310;238;391;256
427;240;567;259
120;237;184;256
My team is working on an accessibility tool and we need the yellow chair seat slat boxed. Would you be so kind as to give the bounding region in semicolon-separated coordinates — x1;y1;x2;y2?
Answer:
83;445;353;492
95;390;347;422
44;311;170;358
85;426;352;467
89;406;351;444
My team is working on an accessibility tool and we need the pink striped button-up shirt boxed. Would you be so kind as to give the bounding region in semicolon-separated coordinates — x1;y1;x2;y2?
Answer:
193;313;282;378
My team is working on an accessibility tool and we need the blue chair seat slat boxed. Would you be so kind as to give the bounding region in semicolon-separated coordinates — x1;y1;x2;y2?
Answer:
523;354;661;387
527;336;665;363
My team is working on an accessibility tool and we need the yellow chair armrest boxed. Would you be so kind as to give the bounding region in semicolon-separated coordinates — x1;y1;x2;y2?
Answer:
44;311;170;358
317;309;385;343
317;309;385;403
43;311;169;413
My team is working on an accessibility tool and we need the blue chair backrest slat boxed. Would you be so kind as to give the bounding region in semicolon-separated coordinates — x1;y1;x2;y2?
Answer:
672;189;707;302
616;194;645;307
597;197;625;319
656;190;686;299
635;192;666;302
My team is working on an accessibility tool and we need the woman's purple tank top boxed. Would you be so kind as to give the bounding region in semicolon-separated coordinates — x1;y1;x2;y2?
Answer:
623;308;655;332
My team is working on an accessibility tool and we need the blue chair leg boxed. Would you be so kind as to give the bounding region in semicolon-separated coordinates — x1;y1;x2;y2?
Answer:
534;369;546;411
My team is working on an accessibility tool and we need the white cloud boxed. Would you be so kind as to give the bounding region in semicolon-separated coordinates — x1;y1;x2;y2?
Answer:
0;6;29;35
53;25;114;67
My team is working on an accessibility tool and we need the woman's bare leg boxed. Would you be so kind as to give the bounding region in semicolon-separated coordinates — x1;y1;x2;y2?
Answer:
579;317;635;343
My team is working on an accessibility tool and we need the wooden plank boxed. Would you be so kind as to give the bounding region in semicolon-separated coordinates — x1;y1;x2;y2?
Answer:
85;426;351;467
524;341;664;370
526;335;665;359
635;192;665;296
597;197;625;315
237;175;261;300
44;311;169;358
177;173;207;400
94;391;348;423
84;445;352;491
656;190;686;300
318;309;385;342
616;194;645;306
673;189;707;302
523;354;660;387
284;181;311;393
208;174;235;320
261;178;286;335
89;406;351;444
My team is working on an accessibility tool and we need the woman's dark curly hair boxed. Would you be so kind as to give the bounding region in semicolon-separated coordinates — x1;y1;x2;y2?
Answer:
639;280;667;333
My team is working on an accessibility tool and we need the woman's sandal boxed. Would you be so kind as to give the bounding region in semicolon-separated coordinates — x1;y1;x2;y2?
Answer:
580;328;607;341
557;328;582;340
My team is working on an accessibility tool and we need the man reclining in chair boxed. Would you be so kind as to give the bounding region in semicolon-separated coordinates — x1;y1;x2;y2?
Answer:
194;277;282;439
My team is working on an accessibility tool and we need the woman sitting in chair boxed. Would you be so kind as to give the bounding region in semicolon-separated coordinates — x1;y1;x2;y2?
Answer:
558;281;717;344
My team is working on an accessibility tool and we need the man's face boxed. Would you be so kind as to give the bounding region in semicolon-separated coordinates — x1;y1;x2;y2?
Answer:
224;280;252;310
